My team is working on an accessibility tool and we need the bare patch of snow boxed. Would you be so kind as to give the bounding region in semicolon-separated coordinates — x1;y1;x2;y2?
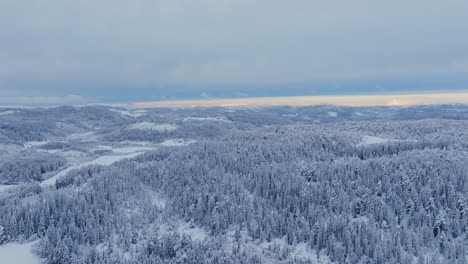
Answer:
110;108;145;117
0;241;41;264
148;191;167;209
176;222;207;241
0;184;17;193
223;230;334;263
90;145;113;151
24;141;49;149
159;139;196;147
118;141;155;146
289;242;332;262
128;122;177;131
351;215;370;224
90;152;143;166
159;221;207;241
359;135;391;145
112;146;157;154
0;110;16;116
328;111;338;117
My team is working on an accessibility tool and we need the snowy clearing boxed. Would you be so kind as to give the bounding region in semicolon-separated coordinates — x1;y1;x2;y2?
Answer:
90;145;113;152
176;222;207;241
359;135;391;145
112;146;157;154
149;190;167;208
24;141;49;148
90;152;143;166
159;139;196;147
109;108;145;117
128;122;177;131
327;111;338;117
258;237;332;263
0;241;41;264
159;221;207;242
0;184;17;193
40;152;143;187
223;230;333;263
0;110;16;116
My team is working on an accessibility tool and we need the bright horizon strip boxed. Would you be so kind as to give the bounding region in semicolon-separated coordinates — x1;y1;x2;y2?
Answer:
133;91;468;108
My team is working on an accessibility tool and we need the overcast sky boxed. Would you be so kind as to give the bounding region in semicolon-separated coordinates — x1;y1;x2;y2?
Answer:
1;0;468;105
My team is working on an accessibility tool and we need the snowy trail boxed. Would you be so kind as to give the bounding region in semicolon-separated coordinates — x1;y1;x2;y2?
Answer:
0;241;41;264
39;138;196;187
0;185;16;192
0;110;16;116
40;152;144;187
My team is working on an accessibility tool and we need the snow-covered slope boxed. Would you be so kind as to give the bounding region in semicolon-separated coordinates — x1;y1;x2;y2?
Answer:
0;242;41;264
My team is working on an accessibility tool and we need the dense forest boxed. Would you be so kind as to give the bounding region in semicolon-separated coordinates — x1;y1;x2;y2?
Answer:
1;105;468;263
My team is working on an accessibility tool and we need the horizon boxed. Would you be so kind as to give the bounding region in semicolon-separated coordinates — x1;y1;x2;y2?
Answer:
1;90;468;109
132;90;468;108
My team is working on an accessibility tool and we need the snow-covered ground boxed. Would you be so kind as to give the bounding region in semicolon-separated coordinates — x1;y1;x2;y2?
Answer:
0;184;16;192
223;230;333;263
40;152;143;187
328;111;338;117
90;152;143;166
128;122;177;131
0;241;41;264
38;138;195;187
148;190;167;209
112;146;158;154
159;139;196;147
0;110;16;116
175;222;207;241
24;141;49;149
359;135;391;145
110;108;146;117
158;221;208;242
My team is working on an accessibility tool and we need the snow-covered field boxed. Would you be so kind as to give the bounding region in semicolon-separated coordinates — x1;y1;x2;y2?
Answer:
0;184;16;193
24;141;49;149
40;152;144;187
159;139;196;146
359;135;391;145
37;137;195;187
158;221;208;242
112;146;157;154
0;110;16;116
0;242;41;264
222;230;333;263
109;108;146;117
128;122;177;131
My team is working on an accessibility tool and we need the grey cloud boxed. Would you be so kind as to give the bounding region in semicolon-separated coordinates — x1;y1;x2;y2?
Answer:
0;94;85;106
0;0;467;97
